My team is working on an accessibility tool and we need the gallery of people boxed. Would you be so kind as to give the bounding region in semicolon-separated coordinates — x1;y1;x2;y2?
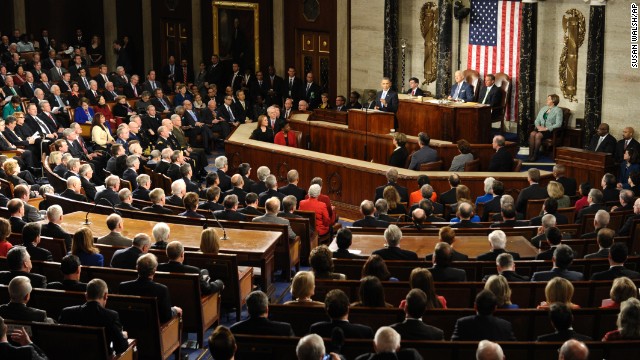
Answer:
0;0;638;359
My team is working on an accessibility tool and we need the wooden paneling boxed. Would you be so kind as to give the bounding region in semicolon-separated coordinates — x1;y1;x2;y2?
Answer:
116;0;144;75
556;147;616;187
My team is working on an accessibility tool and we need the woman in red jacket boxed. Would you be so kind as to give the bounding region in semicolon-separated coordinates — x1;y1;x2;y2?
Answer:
273;121;298;147
299;184;331;236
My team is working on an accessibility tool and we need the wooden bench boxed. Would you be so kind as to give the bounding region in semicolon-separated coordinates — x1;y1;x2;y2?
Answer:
80;265;220;348
348;226;539;241
43;156;68;193
7;233;68;262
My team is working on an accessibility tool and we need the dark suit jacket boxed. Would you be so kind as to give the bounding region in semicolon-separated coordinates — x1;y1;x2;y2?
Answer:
451;314;516;341
123;82;142;98
476;249;521;261
95;188;121;205
390;318;444;340
157;261;223;294
250;181;267;195
537;329;592;342
24;243;53;262
0;342;47;360
353;216;390;228
309;319;373;339
10;216;26;233
587;133;616;154
482;270;529;282
388;147;409;168
47;279;88;292
487;147;513;172
200;201;224;212
0;270;47;288
355;349;423;360
451;220;482;228
535;247;558;261
141;204;174;215
278;184;307;204
238;206;263;216
590;266;640;280
119;277;174;323
80;176;98;201
122;168;138;186
425;249;468;262
258;189;286;208
116;202;139;211
428;265;467;282
372;246;418;261
165;194;184;207
615;138;640;162
515;184;548;214
230;316;294;336
0;302;49;322
575;203;605;224
375;90;399;113
213;209;247;221
556;176;577;197
530;212;568;226
59;301;129;354
477;85;503;120
439;188;458;206
449;81;475;102
531;268;585;282
375;182;409;203
41;222;73;250
584;248;610;259
111;246;143;269
132;187;151;201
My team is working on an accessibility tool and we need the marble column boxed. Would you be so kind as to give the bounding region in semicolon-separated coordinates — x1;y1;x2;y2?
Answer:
435;0;453;99
191;0;203;73
141;0;154;73
103;0;117;70
273;0;285;74
383;0;399;90
336;0;349;96
583;1;606;144
12;0;26;33
517;0;538;144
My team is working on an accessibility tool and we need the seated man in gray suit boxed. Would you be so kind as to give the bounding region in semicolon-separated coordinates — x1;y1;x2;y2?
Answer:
97;214;133;247
408;132;438;170
252;197;296;241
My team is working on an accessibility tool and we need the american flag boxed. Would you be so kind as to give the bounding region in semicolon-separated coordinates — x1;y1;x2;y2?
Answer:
468;0;521;122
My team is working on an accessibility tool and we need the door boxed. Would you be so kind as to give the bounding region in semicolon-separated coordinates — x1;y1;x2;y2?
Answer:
297;31;331;94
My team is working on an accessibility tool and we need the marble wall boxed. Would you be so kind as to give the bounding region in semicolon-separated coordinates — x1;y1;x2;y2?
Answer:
350;0;385;93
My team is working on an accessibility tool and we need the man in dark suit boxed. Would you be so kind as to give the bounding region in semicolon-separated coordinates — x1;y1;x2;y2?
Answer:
619;198;640;236
238;193;262;216
257;175;286;208
575;189;605;224
535;226;563;261
580;209;610;239
587;123;617;154
530;198;568;226
283;67;304;105
8;199;27;233
449;70;475;102
425;226;468;262
536;303;592;342
451;203;482;228
584;228;614;259
157;241;224;294
590;242;640;280
375;168;409;203
302;72;321;109
118;253;182;324
223;174;248;206
482;253;529;282
614;126;640;162
354;327;423;360
21;223;52;262
47;255;88;292
375;77;399;113
408;132;438;170
230;290;294;336
390;289;444;340
132;174;151;201
214;194;247;221
40;204;73;250
490;204;530;228
59;177;89;202
0;246;47;288
95;175;122;206
0;316;49;359
123;75;142;99
612;189;635;212
428;242;467;282
531;245;584;281
477;74;503;120
141;188;175;215
553;164;577;197
111;234;151;269
487;135;514;172
214;156;232;192
438;174;461;206
0;276;53;323
515;168;548;215
476;230;521;261
372;225;418;260
451;290;516;341
150;88;173;115
405;77;425;97
278;169;307;204
59;278;129;354
353;200;390;228
142;70;162;94
309;289;373;339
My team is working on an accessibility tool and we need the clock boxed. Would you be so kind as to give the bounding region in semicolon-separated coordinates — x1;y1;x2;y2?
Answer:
303;0;320;22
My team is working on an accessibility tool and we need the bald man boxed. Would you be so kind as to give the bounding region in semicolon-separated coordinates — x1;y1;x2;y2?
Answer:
615;126;639;162
558;339;589;360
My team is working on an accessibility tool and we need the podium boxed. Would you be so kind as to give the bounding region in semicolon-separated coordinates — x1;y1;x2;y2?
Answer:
309;108;348;125
555;147;616;186
348;109;395;135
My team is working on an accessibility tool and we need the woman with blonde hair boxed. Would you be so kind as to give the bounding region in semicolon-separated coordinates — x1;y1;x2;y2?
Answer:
603;298;640;341
199;228;220;254
485;275;518;309
602;277;639;309
383;186;406;215
388;132;408;168
91;112;115;150
284;271;323;306
546;181;570;209
537;277;579;309
71;227;103;266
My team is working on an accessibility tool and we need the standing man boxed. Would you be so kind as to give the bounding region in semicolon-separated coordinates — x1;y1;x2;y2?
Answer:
303;72;321;109
615;127;639;162
375;77;398;113
448;70;474;102
284;67;303;105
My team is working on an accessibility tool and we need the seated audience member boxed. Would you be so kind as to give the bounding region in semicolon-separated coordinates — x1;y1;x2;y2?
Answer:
0;314;49;358
425;227;468;262
536;226;563;261
483;253;529;282
296;334;329;360
481;180;505;222
279;195;302;219
487;135;513;172
451;290;516;341
388;132;409;168
428;242;467;282
537;277;580;310
573;182;591;213
208;326;237;360
72;227;103;266
47;255;88;292
584;228;615;259
375;199;397;223
449;139;474;172
224;174;248;205
238;192;262;215
601;277;638;309
350;276;393;308
536;303;592;342
575;188;605;224
619;198;640;236
530;214;557;248
116;188;140;211
60;176;88;202
408;132;438;170
40;205;72;249
0;219;11;257
612;189;635;212
179;192;205;218
132;174;151;201
530;197;568;226
515;168;549;214
214;194;247;221
199;228;220;254
490;204;529;228
118;253;183;323
21;223;52;262
355;327;423;360
484;275;518;309
95;175;122;205
277;169;306;204
200;186;224;212
475;177;496;206
403;208;430;230
553;164;577;197
300;184;331;236
257;175;285;208
111;233;151;269
151;222;170;250
353;200;389;228
284;271;324;306
79;164;98;201
157;241;224;294
602;298;640;341
309;245;346;280
253;197;296;240
375;168;409;203
449;184;474;217
383;186;406;215
477;230;521;261
141;188;174;214
333;228;360;259
399;268;446;310
230;290;293;336
591;243;640;280
8;199;26;233
362;255;396;282
580;209;609;239
391;289;444;340
97;214;133;246
273;121;297;147
601;173;620;203
165;179;186;207
0;246;47;288
409;175;438;206
373;225;418;260
307;176;337;223
558;340;590;360
531;245;584;281
59;278;129;354
547;181;571;208
450;202;482;228
0;276;53;323
309;289;374;339
475;340;505;360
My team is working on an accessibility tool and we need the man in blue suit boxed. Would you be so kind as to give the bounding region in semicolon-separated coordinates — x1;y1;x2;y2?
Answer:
375;77;398;113
448;70;475;102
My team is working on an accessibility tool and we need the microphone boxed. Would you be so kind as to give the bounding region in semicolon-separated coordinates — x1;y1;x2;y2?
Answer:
83;197;121;225
209;210;229;240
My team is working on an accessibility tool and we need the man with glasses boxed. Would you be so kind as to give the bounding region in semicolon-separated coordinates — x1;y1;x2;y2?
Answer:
219;96;241;127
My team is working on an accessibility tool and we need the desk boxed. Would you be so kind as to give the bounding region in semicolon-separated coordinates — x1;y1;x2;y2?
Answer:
52;211;280;296
329;235;538;259
396;99;492;143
